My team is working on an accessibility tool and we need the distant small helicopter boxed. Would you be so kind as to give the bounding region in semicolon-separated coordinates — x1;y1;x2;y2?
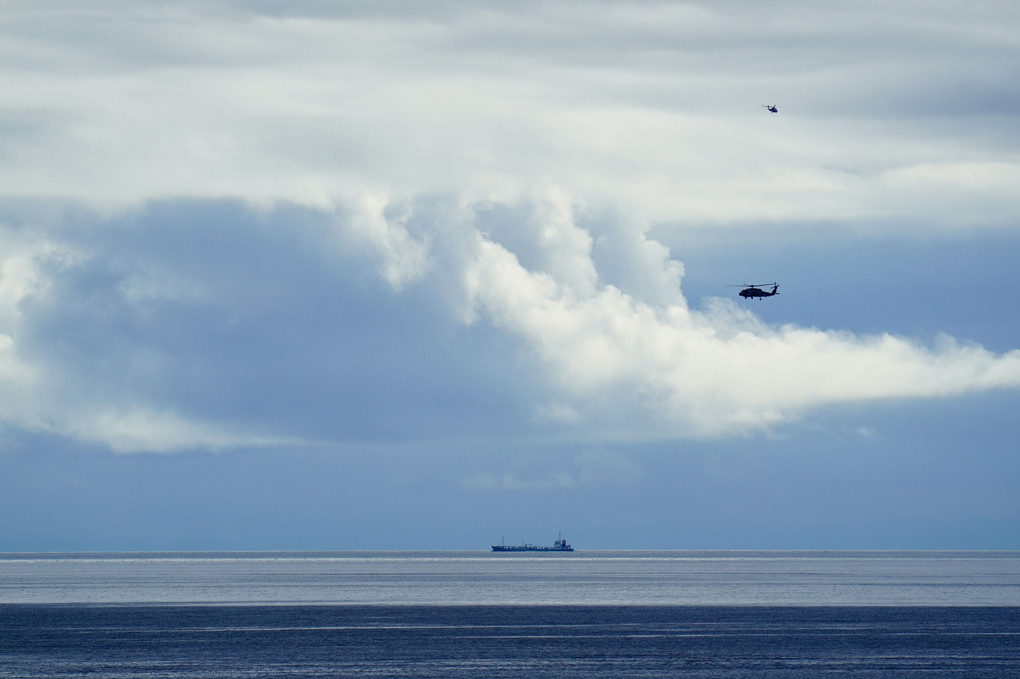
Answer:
762;104;778;113
729;282;780;299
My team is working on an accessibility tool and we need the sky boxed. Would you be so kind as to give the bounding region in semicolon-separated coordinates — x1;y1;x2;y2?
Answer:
1;0;1019;550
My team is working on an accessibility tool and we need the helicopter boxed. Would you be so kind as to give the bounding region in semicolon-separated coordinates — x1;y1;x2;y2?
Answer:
762;104;778;113
729;282;780;299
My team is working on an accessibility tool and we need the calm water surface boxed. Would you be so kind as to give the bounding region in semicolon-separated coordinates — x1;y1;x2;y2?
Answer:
1;550;1017;605
1;551;1018;677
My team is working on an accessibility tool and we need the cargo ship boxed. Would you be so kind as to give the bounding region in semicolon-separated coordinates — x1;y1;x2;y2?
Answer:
491;534;573;552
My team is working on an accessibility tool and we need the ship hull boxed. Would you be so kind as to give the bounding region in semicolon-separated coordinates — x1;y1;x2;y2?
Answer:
491;535;573;552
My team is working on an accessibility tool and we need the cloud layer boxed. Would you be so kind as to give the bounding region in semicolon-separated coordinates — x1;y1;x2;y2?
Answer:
0;193;1018;452
0;2;1018;452
2;1;1018;223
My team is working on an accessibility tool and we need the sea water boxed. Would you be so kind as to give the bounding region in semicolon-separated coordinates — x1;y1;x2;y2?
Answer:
1;551;1019;677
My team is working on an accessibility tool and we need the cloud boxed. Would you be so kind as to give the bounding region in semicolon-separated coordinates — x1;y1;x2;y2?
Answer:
461;449;643;491
0;198;540;452
54;406;296;454
407;195;1020;435
1;191;1019;453
1;1;1017;224
0;211;302;452
0;2;1018;452
461;470;577;492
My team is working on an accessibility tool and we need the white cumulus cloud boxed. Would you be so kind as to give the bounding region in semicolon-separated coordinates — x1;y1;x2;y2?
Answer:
363;194;1020;436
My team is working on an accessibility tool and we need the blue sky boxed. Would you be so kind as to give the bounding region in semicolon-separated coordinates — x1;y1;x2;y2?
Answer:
0;0;1018;550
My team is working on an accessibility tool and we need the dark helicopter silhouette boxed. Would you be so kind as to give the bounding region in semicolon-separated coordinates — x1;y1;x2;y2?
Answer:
729;282;780;299
762;104;778;113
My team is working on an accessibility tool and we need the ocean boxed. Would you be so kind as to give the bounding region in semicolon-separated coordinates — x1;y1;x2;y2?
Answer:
2;551;1019;677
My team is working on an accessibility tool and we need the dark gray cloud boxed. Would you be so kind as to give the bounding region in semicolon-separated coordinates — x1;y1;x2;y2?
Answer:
5;199;544;448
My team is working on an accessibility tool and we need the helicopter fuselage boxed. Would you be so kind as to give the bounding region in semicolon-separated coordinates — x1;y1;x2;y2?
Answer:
739;285;779;299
